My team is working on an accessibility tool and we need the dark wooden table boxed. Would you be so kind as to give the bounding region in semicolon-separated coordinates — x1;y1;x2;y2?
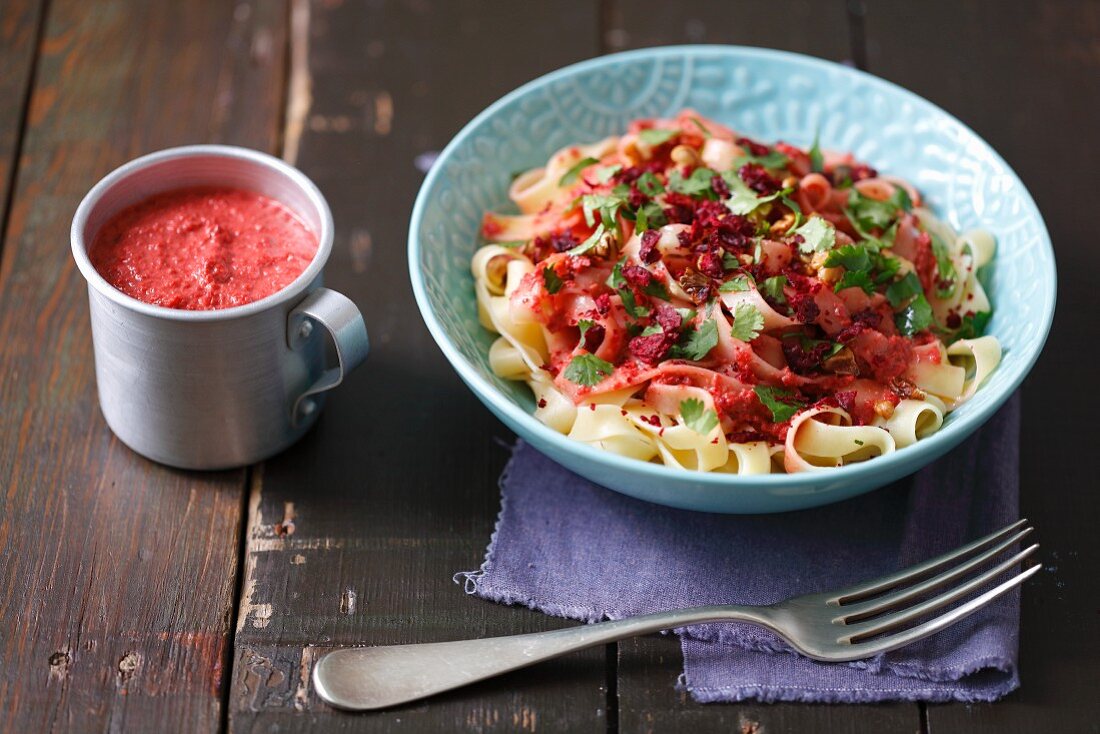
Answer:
1;1;1096;731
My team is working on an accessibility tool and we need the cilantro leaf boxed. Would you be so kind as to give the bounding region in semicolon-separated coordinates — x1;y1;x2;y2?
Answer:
606;257;626;288
731;302;765;341
581;193;627;229
834;269;875;294
732;151;790;169
640;277;670;300
782;333;845;360
791;216;836;253
930;232;958;298
635;171;665;197
677;319;718;361
753;385;805;423
824;244;870;272
620;289;649;318
780;193;803;230
885;271;923;307
577;319;595;339
873;254;902;283
639;128;677;146
719;274;753;293
950;311;991;342
808;130;824;173
760;275;788;304
680;398;719;434
722;172;788;215
568;223;606;255
895;293;934;335
892;186;913;211
563;353;614;387
668;167;718;198
558;157;599;187
640;324;664;336
860;220;899;254
846;187;911;233
721;252;740;270
594;164;622;184
634;201;667;233
676;307;697;323
542;265;563;294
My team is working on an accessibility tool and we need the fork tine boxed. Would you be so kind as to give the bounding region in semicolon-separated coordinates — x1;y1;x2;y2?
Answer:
834;527;1033;622
835;564;1041;660
829;518;1029;605
839;544;1038;642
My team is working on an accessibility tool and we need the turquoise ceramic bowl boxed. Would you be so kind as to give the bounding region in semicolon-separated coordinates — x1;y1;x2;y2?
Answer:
409;46;1055;513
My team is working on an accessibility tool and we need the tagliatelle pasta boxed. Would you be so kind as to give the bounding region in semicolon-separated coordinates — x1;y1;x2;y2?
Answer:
472;110;1000;474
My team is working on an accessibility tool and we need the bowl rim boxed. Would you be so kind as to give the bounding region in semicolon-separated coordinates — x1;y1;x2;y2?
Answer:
408;44;1056;490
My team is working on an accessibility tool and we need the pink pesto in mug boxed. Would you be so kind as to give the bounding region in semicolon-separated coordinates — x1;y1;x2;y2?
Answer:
89;186;318;310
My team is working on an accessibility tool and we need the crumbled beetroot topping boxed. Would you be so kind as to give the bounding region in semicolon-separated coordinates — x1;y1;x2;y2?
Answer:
654;303;682;332
628;331;674;364
621;264;654;288
696;251;724;278
790;293;821;324
738;163;780;194
580;323;605;352
737;136;770;157
639;229;661;263
474;111;995;468
594;292;611;315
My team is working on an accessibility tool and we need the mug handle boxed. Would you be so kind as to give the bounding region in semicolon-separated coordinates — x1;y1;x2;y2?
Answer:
287;288;370;426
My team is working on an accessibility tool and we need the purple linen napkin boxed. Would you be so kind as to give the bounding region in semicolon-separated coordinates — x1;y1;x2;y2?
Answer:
456;394;1022;703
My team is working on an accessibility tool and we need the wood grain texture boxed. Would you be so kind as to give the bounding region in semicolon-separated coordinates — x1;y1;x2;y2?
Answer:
862;2;1100;729
607;2;919;731
227;1;609;731
0;0;45;247
0;1;286;731
602;0;856;59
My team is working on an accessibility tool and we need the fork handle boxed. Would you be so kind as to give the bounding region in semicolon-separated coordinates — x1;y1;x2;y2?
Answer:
312;605;769;710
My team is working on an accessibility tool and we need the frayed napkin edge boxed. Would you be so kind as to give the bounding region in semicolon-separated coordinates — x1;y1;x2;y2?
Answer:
456;438;1021;703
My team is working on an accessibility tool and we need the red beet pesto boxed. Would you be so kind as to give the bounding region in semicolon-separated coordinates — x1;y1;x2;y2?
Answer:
90;187;318;310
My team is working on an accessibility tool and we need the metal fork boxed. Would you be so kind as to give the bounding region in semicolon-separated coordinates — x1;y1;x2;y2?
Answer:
312;519;1038;710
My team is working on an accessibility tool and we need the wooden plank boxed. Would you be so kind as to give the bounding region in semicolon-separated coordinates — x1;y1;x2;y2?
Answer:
861;2;1100;730
0;1;286;731
607;2;920;731
0;0;45;246
227;1;610;731
602;0;856;58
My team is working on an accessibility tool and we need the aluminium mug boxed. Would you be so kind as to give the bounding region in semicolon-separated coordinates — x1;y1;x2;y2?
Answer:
70;145;369;469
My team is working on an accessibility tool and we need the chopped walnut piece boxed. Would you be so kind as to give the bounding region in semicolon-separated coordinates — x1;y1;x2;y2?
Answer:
771;212;797;234
678;269;712;305
890;378;925;401
821;347;859;376
591;231;619;259
810;251;842;285
670;145;700;167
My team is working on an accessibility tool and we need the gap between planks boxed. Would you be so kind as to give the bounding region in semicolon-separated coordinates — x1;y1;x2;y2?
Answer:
281;0;311;165
0;0;50;274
